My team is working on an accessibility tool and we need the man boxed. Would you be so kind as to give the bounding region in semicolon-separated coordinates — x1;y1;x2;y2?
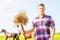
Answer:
27;3;55;40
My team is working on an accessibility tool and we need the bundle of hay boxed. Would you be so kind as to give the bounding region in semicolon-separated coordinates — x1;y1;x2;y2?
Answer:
13;11;28;40
13;11;28;25
13;11;36;39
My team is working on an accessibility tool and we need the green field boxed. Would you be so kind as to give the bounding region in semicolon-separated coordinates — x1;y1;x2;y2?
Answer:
54;33;60;40
0;34;60;40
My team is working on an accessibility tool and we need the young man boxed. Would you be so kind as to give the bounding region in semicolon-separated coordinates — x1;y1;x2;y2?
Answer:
27;3;55;40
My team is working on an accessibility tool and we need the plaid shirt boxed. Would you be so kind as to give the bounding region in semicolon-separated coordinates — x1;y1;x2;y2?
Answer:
32;14;55;40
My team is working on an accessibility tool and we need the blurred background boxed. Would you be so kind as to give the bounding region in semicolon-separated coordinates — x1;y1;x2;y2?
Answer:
0;0;60;34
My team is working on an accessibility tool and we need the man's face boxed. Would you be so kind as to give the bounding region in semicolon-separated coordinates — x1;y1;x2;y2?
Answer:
38;6;45;13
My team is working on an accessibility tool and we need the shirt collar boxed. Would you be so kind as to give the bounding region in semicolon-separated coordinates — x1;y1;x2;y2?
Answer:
38;14;45;18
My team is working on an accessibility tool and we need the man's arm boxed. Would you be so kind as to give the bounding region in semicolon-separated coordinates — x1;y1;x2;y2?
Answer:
50;26;55;40
25;26;35;33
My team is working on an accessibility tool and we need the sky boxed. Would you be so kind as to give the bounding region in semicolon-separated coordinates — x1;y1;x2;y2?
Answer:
0;0;60;33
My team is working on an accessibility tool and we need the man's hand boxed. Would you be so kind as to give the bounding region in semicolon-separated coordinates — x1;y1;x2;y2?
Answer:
49;37;54;40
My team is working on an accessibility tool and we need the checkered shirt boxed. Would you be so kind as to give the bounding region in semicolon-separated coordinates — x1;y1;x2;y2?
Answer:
32;14;55;40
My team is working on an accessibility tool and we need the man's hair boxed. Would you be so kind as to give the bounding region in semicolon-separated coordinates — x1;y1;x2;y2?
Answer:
38;3;45;7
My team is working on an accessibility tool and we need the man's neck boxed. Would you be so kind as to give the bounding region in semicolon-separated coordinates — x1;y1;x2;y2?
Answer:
39;13;45;18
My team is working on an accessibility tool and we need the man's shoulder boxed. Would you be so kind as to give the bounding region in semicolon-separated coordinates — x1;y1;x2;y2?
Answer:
45;15;52;18
34;15;52;19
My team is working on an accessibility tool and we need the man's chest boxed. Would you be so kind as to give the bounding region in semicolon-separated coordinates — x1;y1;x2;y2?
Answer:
35;18;50;27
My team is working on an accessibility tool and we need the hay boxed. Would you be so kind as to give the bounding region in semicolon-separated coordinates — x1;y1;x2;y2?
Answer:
13;11;28;25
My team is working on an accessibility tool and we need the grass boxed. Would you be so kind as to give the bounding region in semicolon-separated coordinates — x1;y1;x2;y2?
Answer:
0;34;60;40
54;34;60;40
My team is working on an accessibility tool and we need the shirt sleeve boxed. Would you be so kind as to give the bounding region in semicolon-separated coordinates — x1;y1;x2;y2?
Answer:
48;16;55;27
